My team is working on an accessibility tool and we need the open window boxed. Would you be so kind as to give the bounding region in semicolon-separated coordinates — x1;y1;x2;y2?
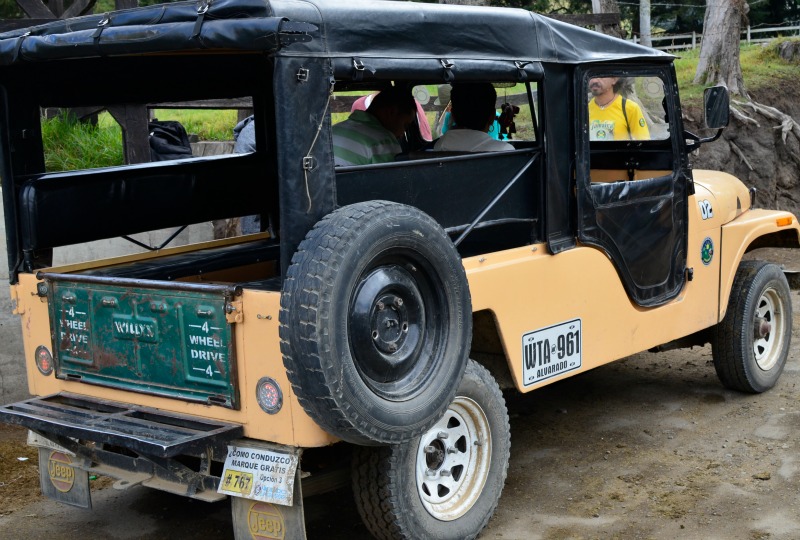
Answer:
331;79;543;257
576;65;690;307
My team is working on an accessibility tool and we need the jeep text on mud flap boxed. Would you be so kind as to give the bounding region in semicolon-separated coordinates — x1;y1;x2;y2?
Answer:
0;1;798;538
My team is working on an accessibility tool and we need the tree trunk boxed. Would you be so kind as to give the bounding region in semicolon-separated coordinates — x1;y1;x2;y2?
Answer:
639;0;652;47
694;0;749;97
591;0;625;39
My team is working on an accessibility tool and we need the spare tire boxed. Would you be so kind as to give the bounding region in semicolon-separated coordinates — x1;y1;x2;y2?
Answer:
279;201;472;445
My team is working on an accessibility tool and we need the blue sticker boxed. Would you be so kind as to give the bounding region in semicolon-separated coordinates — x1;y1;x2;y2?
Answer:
701;237;714;266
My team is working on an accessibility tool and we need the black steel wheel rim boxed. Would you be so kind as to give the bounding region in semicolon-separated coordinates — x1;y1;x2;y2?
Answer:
348;252;448;401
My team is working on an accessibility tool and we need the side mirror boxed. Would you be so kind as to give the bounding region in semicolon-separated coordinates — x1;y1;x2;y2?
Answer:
703;85;730;129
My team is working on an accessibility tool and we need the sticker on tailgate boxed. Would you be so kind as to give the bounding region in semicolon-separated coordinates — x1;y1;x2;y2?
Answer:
522;319;582;387
218;445;299;506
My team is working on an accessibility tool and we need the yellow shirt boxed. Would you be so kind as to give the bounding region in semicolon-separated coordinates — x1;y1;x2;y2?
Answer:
588;95;650;141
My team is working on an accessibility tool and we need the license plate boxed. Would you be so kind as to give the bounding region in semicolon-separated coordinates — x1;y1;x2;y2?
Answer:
218;445;299;506
522;319;582;387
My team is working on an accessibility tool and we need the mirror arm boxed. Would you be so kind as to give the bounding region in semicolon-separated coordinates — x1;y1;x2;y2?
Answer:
684;127;724;153
700;127;724;145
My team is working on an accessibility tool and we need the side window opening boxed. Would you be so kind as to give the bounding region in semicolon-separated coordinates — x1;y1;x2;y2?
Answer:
39;100;267;265
41;100;254;172
329;80;539;167
331;79;542;256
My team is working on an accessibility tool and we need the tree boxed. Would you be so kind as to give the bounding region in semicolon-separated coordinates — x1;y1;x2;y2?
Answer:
591;0;624;38
693;0;800;145
693;0;749;97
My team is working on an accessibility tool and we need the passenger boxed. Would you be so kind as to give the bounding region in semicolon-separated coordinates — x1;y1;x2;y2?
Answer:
351;92;432;142
433;83;514;152
587;76;650;141
332;86;417;166
233;114;256;153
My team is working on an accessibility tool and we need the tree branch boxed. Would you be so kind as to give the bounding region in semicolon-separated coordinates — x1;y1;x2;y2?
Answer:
63;0;98;19
15;0;55;19
729;140;754;171
730;104;760;127
734;99;800;144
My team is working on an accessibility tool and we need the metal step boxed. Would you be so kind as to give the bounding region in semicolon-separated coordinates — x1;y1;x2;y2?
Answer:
0;393;243;458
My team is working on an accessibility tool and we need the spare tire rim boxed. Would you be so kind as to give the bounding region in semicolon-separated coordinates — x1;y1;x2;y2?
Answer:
753;286;785;371
415;397;491;521
349;256;446;401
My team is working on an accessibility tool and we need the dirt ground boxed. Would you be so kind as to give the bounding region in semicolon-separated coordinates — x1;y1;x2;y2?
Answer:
0;248;799;539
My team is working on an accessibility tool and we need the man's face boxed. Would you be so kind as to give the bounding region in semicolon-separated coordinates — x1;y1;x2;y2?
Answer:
588;77;618;97
383;107;417;137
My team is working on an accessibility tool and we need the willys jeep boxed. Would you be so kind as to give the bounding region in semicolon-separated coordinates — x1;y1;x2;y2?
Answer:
0;1;797;538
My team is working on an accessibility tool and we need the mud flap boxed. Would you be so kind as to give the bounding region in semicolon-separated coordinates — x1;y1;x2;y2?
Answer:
231;467;306;539
37;447;91;509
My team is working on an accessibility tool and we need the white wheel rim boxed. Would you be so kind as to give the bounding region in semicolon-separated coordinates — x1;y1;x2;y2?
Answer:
753;287;785;371
415;396;491;521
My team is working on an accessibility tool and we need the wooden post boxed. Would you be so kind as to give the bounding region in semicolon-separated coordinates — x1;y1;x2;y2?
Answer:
107;105;151;165
747;25;751;44
692;31;696;49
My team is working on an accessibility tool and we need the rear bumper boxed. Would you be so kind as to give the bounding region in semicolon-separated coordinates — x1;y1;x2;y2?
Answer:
0;392;243;458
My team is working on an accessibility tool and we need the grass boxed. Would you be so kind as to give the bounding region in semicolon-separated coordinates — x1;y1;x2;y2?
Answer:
41;43;800;171
42;113;124;171
151;109;238;141
673;41;800;102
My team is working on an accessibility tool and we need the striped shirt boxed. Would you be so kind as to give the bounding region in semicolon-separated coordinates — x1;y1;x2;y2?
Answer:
332;111;402;166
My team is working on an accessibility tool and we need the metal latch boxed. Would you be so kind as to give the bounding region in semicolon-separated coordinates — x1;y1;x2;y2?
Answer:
514;60;530;81
440;59;455;82
297;68;310;82
353;57;366;81
225;300;243;324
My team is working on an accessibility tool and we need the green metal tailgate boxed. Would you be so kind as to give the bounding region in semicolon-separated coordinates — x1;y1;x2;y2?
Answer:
41;273;241;409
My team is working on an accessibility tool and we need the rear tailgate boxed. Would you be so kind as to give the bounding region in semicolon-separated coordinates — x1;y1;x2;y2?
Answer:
41;273;241;409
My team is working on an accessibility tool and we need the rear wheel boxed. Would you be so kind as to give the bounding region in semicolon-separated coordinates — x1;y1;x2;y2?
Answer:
712;261;792;393
352;361;510;540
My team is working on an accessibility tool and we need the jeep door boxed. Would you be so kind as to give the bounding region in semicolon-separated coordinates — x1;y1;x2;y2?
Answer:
575;65;690;307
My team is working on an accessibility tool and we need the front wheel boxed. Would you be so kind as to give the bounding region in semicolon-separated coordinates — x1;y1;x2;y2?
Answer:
352;360;510;540
712;261;793;393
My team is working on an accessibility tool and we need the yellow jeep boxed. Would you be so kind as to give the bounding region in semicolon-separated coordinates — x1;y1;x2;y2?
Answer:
0;0;797;538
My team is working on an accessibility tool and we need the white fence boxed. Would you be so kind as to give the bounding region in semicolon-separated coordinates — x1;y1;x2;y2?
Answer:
631;24;800;51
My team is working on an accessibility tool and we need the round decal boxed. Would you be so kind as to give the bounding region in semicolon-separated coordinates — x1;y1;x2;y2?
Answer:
701;237;714;266
48;451;76;493
643;78;664;98
247;501;285;540
639;118;646;127
412;85;431;106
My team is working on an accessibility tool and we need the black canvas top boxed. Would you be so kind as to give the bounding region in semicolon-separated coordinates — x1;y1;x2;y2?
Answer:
0;0;672;66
